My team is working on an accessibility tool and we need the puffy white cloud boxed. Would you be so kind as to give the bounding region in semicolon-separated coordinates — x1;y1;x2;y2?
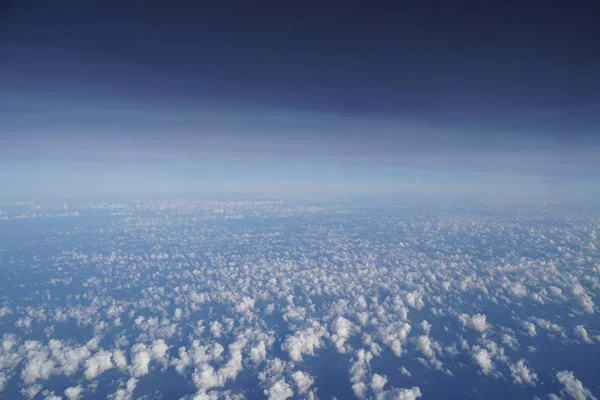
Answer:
522;321;537;337
112;349;128;370
571;284;595;314
84;350;114;380
210;321;223;339
282;325;325;362
380;322;411;357
235;297;255;313
21;341;56;384
573;325;594;344
64;385;84;400
291;370;314;394
130;344;152;377
556;370;596;400
472;347;493;375
371;373;388;392
250;341;267;364
331;316;353;353
459;314;488;333
109;377;137;400
531;317;562;333
510;282;527;298
405;292;424;310
415;335;434;359
509;359;538;386
265;379;293;400
352;382;368;399
377;386;422;400
151;339;169;367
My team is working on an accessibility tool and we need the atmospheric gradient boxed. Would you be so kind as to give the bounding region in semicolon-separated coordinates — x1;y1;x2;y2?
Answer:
1;1;600;400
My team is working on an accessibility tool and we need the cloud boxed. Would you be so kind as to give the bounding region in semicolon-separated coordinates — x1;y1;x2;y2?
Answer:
571;284;595;314
130;344;152;377
573;326;594;344
472;347;493;375
377;386;422;400
331;316;353;353
556;370;596;400
282;325;325;362
371;373;388;392
109;378;138;400
64;386;84;400
265;379;293;400
509;359;538;386
291;370;314;394
458;314;488;333
84;350;114;380
522;321;537;337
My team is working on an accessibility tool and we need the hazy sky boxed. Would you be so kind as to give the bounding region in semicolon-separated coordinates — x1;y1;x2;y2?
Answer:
1;0;599;200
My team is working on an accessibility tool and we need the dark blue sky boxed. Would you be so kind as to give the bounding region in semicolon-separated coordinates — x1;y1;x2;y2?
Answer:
1;0;599;199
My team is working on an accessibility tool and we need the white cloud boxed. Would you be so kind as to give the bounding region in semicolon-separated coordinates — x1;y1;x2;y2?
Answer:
265;379;293;400
571;284;595;314
109;377;137;400
556;370;596;400
130;343;152;377
472;347;493;375
282;325;325;362
573;325;594;344
458;314;488;333
210;321;223;339
377;386;422;400
331;316;353;353
371;373;388;392
291;370;314;394
522;321;537;337
84;350;114;380
64;386;83;400
509;359;538;386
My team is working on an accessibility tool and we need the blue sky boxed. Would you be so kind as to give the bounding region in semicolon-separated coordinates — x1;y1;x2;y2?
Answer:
1;0;599;200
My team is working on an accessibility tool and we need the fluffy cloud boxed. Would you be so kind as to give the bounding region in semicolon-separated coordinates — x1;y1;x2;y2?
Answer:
84;350;114;380
509;359;538;386
282;325;325;362
130;344;152;377
265;379;293;400
64;386;84;400
331;316;353;353
573;326;594;344
556;370;596;400
472;347;493;375
291;370;314;394
459;314;488;333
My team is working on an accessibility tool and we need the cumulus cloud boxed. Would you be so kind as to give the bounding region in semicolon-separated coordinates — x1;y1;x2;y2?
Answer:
459;314;488;333
64;386;84;400
509;359;538;386
371;373;388;392
571;284;595;314
265;379;293;400
472;347;493;375
291;370;314;394
331;316;353;353
556;370;596;400
522;321;537;337
376;386;422;400
573;325;594;344
282;325;325;362
109;378;137;400
130;344;152;377
84;350;114;380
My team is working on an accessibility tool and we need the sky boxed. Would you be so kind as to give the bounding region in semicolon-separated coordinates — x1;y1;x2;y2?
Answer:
1;0;599;200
